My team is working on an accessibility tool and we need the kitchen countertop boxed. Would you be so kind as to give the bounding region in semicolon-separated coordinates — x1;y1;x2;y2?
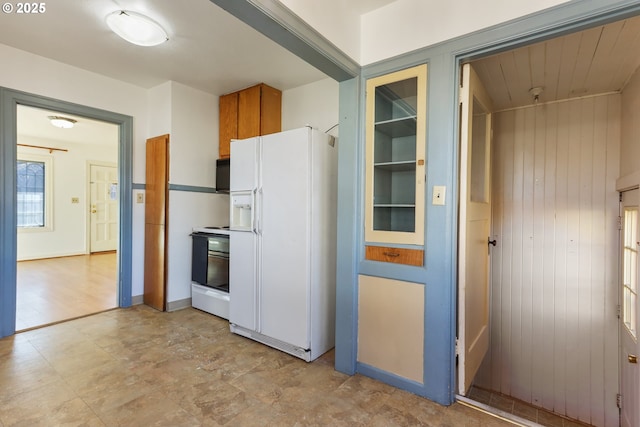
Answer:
192;226;231;235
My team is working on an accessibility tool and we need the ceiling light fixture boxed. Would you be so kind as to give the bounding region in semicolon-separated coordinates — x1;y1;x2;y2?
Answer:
529;87;544;104
48;116;77;129
105;10;168;47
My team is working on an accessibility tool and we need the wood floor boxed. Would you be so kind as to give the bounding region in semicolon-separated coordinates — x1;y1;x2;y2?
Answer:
16;253;118;331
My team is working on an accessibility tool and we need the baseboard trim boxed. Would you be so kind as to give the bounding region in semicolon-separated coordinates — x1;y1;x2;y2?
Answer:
167;298;191;312
131;294;144;305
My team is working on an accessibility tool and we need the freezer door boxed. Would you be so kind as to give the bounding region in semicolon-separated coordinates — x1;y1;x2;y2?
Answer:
230;137;259;192
259;128;311;349
229;231;258;331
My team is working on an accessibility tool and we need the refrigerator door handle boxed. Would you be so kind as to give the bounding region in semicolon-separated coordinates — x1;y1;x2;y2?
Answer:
257;188;263;235
252;188;258;233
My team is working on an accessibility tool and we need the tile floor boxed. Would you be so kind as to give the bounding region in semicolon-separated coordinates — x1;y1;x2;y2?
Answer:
467;387;591;427
0;305;516;426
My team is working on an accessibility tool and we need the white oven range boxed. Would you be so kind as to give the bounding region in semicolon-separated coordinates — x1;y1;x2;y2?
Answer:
190;227;230;319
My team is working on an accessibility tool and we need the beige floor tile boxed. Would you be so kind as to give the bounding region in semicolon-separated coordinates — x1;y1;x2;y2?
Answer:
1;306;570;426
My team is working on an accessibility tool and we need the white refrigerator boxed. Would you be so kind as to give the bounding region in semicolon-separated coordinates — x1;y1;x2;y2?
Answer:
228;126;337;362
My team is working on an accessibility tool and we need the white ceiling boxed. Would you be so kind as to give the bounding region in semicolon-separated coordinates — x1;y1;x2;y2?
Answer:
17;106;118;147
0;0;330;96
3;0;393;145
472;14;640;110
6;1;640;143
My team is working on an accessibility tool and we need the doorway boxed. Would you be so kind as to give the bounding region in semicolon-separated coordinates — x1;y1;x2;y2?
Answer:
457;14;640;427
14;105;119;331
0;88;134;338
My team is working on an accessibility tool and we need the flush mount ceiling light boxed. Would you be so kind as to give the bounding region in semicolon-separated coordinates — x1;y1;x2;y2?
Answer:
105;10;168;47
48;116;77;129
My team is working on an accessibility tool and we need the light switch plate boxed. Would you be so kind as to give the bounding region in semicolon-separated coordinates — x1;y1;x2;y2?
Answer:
136;193;144;203
432;186;446;205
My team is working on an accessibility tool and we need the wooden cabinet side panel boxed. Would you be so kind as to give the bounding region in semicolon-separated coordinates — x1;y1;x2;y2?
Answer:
145;135;169;225
238;85;261;139
144;223;166;311
260;84;282;136
219;92;238;159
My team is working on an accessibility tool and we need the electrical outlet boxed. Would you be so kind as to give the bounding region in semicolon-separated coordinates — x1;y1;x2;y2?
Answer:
432;186;446;206
136;193;144;204
71;197;79;204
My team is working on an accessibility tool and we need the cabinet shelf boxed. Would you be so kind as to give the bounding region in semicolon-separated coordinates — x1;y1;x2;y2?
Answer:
374;160;416;172
375;116;417;138
365;64;427;246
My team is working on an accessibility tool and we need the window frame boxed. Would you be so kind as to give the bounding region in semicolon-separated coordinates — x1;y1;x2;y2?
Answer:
622;206;638;340
16;152;53;233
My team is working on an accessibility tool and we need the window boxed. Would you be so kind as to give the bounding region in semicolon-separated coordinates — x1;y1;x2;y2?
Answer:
17;154;52;231
623;207;638;339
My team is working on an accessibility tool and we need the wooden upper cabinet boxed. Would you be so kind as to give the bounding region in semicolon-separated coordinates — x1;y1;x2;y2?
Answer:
219;83;281;159
219;92;238;159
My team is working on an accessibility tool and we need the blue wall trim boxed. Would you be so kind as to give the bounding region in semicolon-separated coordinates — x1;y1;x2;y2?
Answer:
0;88;134;336
168;184;218;194
357;362;426;396
133;183;220;194
334;77;361;375
208;0;359;81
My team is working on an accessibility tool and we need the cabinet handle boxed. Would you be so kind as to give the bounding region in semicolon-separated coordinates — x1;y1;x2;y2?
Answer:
383;251;400;257
629;354;638;364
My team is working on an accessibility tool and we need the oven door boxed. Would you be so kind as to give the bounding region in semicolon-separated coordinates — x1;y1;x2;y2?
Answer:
191;233;229;292
206;249;229;292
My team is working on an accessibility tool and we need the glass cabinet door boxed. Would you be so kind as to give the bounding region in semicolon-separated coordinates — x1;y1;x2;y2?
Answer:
365;64;427;246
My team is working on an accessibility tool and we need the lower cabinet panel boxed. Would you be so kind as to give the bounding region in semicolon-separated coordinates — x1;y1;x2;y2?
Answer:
357;275;424;383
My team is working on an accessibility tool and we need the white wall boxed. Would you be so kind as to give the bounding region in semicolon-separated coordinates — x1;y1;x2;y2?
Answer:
146;81;226;304
479;94;620;427
0;43;149;297
360;0;570;64
282;78;339;136
277;0;364;62
17;136;118;260
621;67;640;178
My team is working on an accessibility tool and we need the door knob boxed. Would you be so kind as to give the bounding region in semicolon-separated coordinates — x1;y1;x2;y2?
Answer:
488;238;497;246
629;354;638;364
91;205;97;214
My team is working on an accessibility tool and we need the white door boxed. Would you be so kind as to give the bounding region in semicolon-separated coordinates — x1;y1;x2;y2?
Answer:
259;129;311;348
620;188;640;427
458;63;494;395
90;164;118;253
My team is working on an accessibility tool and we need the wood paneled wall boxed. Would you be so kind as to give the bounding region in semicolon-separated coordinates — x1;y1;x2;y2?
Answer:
476;94;620;427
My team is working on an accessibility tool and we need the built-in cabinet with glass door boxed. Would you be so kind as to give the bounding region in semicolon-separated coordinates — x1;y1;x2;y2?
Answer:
364;64;427;264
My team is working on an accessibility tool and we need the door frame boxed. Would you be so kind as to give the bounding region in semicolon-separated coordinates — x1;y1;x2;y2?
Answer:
617;182;640;427
0;88;134;337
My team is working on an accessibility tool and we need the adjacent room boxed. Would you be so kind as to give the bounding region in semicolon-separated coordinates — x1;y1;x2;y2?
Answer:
16;106;119;331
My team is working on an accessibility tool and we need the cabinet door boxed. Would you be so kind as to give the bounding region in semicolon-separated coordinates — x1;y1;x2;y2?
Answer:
259;84;282;136
219;92;238;159
364;64;427;246
238;84;262;140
